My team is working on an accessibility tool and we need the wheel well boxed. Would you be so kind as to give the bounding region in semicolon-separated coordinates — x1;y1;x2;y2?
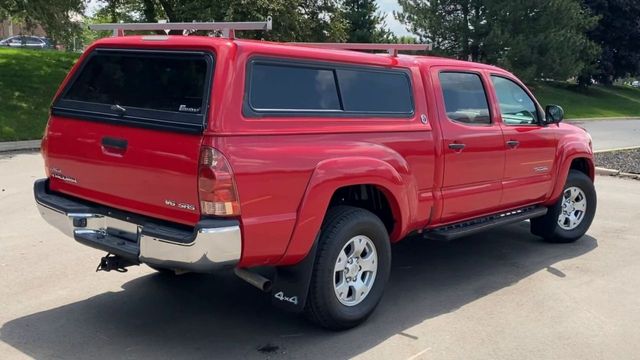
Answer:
570;157;593;179
328;184;395;235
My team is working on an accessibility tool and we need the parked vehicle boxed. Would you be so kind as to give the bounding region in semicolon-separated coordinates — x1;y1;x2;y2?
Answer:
34;21;597;330
0;35;53;49
632;80;640;88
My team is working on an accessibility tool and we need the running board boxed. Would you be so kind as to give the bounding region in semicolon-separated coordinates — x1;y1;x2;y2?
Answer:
424;206;548;241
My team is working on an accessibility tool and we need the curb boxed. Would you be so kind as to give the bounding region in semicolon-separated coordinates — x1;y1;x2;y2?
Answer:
595;167;640;180
619;172;640;180
593;145;640;154
595;167;620;176
0;140;40;153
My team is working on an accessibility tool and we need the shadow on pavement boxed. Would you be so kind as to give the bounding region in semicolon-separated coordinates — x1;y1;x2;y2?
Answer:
1;222;597;359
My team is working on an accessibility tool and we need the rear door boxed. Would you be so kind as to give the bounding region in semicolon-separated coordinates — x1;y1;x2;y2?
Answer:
44;48;214;225
432;69;505;223
489;75;557;208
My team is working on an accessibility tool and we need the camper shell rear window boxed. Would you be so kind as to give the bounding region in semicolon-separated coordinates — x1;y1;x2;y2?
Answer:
53;48;214;133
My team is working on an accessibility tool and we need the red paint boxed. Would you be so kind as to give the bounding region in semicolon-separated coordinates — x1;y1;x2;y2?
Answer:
41;35;594;268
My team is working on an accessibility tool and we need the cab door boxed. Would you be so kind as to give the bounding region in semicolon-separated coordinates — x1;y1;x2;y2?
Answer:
488;74;558;208
432;69;505;224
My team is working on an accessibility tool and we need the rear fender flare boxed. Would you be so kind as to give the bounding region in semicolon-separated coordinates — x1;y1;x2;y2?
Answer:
277;157;410;266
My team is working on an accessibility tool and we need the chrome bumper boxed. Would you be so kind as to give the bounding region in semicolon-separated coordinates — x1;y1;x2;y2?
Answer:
34;179;241;272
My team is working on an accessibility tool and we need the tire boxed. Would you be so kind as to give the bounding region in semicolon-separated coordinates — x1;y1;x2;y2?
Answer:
305;206;391;330
531;170;597;243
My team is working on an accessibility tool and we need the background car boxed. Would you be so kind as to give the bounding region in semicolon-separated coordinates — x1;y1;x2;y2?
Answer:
0;35;54;49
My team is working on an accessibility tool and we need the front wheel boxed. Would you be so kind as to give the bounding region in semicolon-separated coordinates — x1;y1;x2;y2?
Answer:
531;170;597;243
305;206;391;330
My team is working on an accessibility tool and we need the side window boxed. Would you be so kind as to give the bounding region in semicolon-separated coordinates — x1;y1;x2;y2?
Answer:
439;72;491;125
249;63;341;111
491;76;539;125
336;69;413;113
26;37;42;45
246;59;414;116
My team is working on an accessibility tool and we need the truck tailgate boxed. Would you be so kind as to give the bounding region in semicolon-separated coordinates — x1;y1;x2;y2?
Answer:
45;117;202;225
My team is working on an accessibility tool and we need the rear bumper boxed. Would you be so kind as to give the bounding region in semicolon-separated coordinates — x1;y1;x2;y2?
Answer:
34;179;241;272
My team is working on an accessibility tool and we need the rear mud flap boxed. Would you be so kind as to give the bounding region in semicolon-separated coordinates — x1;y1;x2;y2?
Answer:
270;239;318;313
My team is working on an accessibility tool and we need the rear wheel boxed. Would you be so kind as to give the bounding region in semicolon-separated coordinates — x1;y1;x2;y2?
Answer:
305;206;391;330
531;170;596;243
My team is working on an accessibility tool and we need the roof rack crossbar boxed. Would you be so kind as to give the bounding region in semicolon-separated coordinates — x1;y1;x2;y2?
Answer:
289;42;432;56
89;17;272;38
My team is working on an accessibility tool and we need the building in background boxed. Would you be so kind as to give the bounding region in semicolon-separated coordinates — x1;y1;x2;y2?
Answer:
1;19;47;39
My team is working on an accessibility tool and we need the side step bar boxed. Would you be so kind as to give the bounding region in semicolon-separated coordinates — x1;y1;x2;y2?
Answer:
424;206;548;241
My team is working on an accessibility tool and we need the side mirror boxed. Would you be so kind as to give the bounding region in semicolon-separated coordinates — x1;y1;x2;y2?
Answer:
545;104;564;124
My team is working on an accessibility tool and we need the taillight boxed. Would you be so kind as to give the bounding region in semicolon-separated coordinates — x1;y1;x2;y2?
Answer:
198;147;241;216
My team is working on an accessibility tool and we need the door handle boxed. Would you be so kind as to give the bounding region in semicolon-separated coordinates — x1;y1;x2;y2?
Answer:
101;137;128;152
448;143;466;151
506;140;520;148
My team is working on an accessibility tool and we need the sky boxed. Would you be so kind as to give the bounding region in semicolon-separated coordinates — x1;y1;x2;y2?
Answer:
377;0;411;37
85;0;411;37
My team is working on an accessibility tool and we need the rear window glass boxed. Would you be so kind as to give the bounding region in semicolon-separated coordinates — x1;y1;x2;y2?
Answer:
64;52;208;114
439;72;491;125
246;59;413;117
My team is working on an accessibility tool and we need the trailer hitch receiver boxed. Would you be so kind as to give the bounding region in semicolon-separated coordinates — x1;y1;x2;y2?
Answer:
96;253;137;273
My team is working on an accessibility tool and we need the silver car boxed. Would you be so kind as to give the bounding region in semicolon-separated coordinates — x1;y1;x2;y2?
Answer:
0;36;53;49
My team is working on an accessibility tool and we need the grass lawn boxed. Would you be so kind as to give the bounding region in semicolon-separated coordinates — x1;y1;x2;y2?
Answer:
532;82;640;119
0;48;78;141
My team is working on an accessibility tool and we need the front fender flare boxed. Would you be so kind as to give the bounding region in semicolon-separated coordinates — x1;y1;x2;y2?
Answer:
276;157;412;266
545;144;594;205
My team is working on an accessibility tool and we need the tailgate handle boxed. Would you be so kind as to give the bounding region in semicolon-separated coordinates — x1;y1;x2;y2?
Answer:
101;137;128;151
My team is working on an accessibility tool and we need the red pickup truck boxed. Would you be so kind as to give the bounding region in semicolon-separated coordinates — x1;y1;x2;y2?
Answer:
34;34;596;329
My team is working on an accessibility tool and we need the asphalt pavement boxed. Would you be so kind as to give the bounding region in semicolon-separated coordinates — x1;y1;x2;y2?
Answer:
1;153;640;360
570;119;640;151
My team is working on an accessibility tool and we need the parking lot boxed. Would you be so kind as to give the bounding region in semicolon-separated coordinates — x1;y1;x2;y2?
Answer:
1;152;640;359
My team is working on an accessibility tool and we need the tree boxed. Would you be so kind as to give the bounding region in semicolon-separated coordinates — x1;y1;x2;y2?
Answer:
395;0;489;61
0;0;85;43
395;35;418;44
341;0;393;43
395;0;599;82
579;0;640;85
94;0;347;42
484;0;600;82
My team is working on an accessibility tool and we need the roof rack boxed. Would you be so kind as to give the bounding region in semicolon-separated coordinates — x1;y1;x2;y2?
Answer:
289;43;432;56
88;17;272;38
87;18;429;57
